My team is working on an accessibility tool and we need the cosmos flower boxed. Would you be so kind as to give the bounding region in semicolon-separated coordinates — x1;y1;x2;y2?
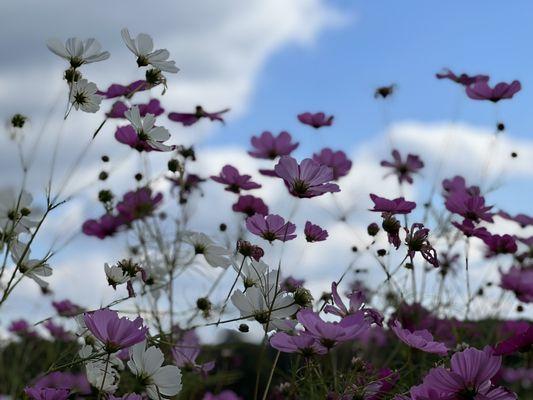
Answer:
497;211;533;227
248;131;299;159
494;323;533;355
304;221;328;242
500;266;533;303
24;387;70;400
312;148;352;180
43;321;73;342
116;187;163;222
182;232;232;268
445;192;493;223
122;106;173;151
211;165;261;193
324;282;383;325
105;263;131;288
8;319;37;338
380;150;424;184
168;106;229;126
466;80;521;102
482;234;518;255
435;68;489;86
246;213;297;242
274;156;340;198
404;223;439;268
107;99;164;119
0;187;37;237
232;195;269;217
46;37;109;67
270;331;327;356
121;28;179;73
297;112;334;128
69;79;103;113
451;219;491;240
82;214;125;239
172;332;215;376
32;371;91;395
236;240;264;261
390;320;448;355
11;248;52;290
234;258;273;289
97;80;150;99
369;194;416;214
83;308;147;352
203;391;242;400
52;299;83;317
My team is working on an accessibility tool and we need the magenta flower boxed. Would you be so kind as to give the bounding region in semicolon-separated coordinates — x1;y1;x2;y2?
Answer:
211;165;261;193
466;80;521;102
24;387;70;400
280;276;305;292
116;187;163;222
405;223;439;268
312;148;352;180
494;323;533;355
106;101;129;118
83;308;148;352
172;333;215;376
297;112;334;128
436;68;489;86
97;80;150;99
52;299;83;317
482;234;518;255
232;195;269;217
110;99;165;119
442;175;480;197
500;266;533;303
203;391;242;400
380;150;424;184
43;321;73;342
304;221;328;242
33;372;91;395
498;211;533;228
413;347;515;399
115;125;156;152
270;331;327;356
168;105;229;126
369;194;416;214
237;240;265;261
324;282;383;325
390;320;448;355
108;395;144;400
8;319;37;338
451;219;491;240
246;213;296;242
274;156;340;198
82;213;125;239
445;192;493;223
248;131;299;159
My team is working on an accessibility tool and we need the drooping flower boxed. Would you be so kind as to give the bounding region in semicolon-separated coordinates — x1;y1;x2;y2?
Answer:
82;214;125;239
435;69;489;86
466;80;521;102
312;148;352;180
236;240;264;261
69;79;103;113
380;150;424;184
83;308;147;352
121;29;179;73
482;234;518;255
97;80;150;99
46;37;109;67
248;131;299;159
274;156;340;198
211;165;261;193
120;106;173;151
182;232;232;268
24;387;70;400
297;112;334;128
390;320;448;355
246;213;297;242
52;299;83;317
270;331;327;356
369;194;416;214
168;106;229;126
232;195;269;217
405;223;439;268
500;266;533;303
304;221;328;242
116;187;163;222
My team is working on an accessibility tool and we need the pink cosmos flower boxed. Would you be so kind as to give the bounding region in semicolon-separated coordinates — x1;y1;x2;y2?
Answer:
451;219;491;240
106;101;129;118
405;223;439;268
500;267;533;302
232;195;269;217
482;234;518;255
390;320;448;355
304;221;328;242
237;240;264;261
115;125;154;152
436;69;489;86
203;391;242;400
248;131;299;159
168;106;229;126
466;80;521;102
297;112;334;128
43;321;73;342
280;276;305;292
380;150;424;184
270;331;327;356
324;282;383;326
52;299;83;317
445;192;493;223
369;194;416;214
442;175;480;197
83;308;148;352
24;387;70;400
245;213;296;242
32;372;91;395
109;99;164;119
172;332;215;376
274;156;340;198
211;165;261;193
116;187;163;222
82;213;126;239
8;319;37;338
97;80;150;99
494;323;533;355
498;211;533;227
312;148;352;180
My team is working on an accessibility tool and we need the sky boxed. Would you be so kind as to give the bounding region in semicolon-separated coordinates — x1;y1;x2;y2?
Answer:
0;0;532;335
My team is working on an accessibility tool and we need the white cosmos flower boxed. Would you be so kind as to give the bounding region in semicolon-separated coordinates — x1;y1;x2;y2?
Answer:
79;345;120;393
121;28;179;73
234;258;277;289
125;106;173;151
69;79;103;113
183;232;232;269
11;249;52;289
0;187;37;235
105;263;130;288
128;341;182;399
231;285;298;328
46;37;110;67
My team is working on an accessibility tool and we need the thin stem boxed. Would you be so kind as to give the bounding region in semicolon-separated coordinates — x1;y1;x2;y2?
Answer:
261;350;280;400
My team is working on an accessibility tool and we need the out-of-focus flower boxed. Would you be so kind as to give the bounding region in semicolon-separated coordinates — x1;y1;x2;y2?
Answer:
128;341;182;399
121;28;178;73
121;106;173;151
405;223;439;268
246;213;297;242
483;234;518;255
325;282;383;325
32;371;91;395
24;387;70;400
43;321;73;342
451;219;491;240
494;323;533;355
280;276;305;292
182;232;232;268
380;150;424;184
211;165;261;193
304;221;328;242
498;211;533;228
466;80;521;102
11;248;52;290
369;194;416;214
8;319;37;338
203;391;242;400
116;187;163;222
500;267;533;303
312;148;352;180
172;332;215;376
97;80;150;99
105;263;131;288
83;308;147;352
274;156;340;198
168;106;229;126
435;68;489;86
248;131;299;159
446;192;493;223
232;195;268;217
52;299;83;317
46;37;109;67
297;112;334;128
0;187;37;236
107;99;164;119
390;320;448;355
270;331;327;356
69;79;103;113
82;214;125;239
